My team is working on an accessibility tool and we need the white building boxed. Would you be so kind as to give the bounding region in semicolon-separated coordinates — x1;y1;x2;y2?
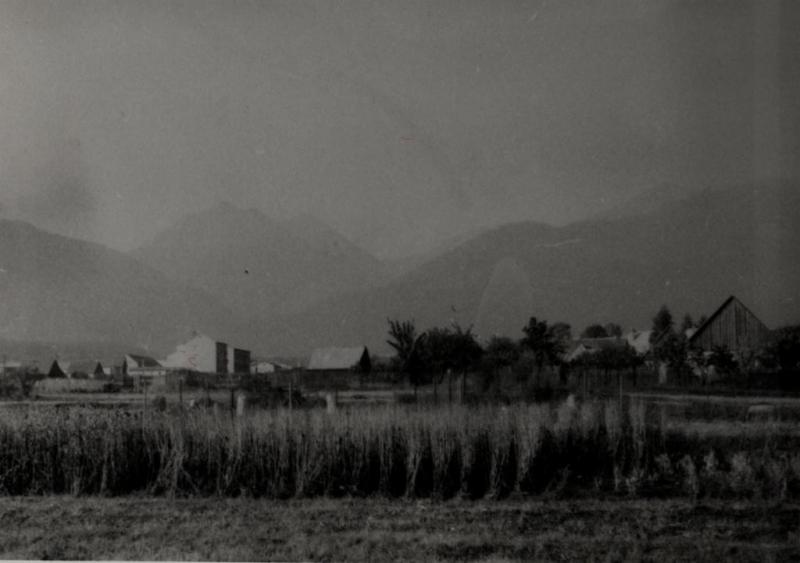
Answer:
162;334;250;375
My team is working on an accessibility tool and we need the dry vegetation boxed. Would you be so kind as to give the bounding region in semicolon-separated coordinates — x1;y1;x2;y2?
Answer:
1;496;799;561
1;400;799;501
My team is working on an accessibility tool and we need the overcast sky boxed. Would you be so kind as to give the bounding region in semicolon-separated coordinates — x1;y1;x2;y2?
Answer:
0;0;797;258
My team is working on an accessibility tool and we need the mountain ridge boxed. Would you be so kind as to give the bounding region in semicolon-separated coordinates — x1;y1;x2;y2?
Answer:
256;184;800;355
131;203;389;319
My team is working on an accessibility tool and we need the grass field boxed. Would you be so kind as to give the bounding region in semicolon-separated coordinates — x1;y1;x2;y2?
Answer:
2;395;800;560
1;399;799;500
1;496;798;561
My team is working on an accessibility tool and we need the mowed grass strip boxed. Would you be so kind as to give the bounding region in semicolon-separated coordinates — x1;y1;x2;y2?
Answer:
0;496;798;561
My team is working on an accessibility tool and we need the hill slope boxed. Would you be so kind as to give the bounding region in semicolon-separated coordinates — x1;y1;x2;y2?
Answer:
132;204;387;319
261;185;800;355
0;220;255;358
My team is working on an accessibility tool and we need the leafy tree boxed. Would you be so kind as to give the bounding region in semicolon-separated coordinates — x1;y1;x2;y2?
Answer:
483;336;520;370
680;314;695;333
387;319;427;388
423;323;483;402
604;323;623;338
650;305;674;343
550;322;573;346
424;323;483;375
653;331;689;381
3;367;43;399
520;317;565;377
581;324;608;338
761;326;800;373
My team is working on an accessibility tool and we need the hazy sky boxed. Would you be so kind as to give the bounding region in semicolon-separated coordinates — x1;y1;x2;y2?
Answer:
0;0;798;258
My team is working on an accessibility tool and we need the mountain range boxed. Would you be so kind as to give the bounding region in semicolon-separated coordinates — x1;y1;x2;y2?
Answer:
132;203;387;319
255;183;800;355
0;219;252;357
1;184;798;360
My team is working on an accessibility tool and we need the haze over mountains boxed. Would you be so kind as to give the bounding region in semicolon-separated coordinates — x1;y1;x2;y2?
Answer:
1;184;798;360
0;219;252;357
132;202;387;319
256;183;800;355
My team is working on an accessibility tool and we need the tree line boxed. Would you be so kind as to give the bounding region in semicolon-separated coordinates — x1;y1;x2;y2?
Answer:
386;304;800;393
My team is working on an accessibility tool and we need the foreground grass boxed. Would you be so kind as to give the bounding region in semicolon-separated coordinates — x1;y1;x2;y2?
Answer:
1;496;798;561
2;401;800;500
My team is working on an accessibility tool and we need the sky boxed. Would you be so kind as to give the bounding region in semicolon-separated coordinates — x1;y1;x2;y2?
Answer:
0;0;798;259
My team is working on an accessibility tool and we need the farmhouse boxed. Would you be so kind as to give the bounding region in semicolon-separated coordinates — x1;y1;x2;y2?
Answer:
307;346;371;373
624;329;652;356
0;360;23;375
123;354;167;389
565;337;629;363
688;296;771;358
162;334;251;375
251;359;293;374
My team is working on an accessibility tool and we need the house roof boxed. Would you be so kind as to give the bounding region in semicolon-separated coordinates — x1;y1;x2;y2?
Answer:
307;346;368;370
47;360;69;376
565;337;629;362
576;337;628;351
688;295;770;349
688;295;764;344
126;354;161;368
624;330;652;354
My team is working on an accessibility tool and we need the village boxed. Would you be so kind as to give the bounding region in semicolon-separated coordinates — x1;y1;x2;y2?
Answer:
1;293;796;411
1;0;799;558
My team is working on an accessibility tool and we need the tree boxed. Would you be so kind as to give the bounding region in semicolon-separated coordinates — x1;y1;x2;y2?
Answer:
550;322;573;347
604;323;623;338
387;319;427;390
424;323;483;403
680;314;695;334
761;326;800;373
650;305;674;343
483;336;520;370
423;323;483;374
520;317;565;378
581;324;608;338
653;331;689;382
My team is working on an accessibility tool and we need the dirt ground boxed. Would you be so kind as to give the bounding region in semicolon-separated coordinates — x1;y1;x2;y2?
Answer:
1;496;798;561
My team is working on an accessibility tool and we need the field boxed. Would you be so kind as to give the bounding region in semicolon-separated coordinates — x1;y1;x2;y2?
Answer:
2;395;800;560
2;496;799;561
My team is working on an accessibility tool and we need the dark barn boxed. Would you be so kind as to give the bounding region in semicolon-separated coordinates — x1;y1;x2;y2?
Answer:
689;296;771;358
